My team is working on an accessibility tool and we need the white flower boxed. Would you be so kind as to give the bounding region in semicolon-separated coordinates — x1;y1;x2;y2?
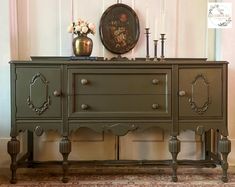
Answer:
68;18;95;36
88;23;95;31
81;26;88;34
80;22;87;28
75;25;81;32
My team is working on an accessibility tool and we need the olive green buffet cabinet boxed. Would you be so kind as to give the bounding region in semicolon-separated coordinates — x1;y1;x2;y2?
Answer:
8;58;231;183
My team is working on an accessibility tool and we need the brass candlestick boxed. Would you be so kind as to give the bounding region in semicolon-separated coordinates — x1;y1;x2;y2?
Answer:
153;39;158;61
160;33;166;61
145;28;150;61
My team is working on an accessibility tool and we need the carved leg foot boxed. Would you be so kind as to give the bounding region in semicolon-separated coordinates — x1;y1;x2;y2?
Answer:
59;136;71;183
219;136;231;183
169;136;180;182
7;137;20;184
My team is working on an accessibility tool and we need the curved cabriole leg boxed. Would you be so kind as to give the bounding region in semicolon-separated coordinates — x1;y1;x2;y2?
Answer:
169;136;180;182
219;136;231;182
7;137;20;184
59;136;71;183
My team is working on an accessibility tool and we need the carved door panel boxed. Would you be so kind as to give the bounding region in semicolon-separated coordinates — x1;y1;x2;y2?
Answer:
179;68;223;118
15;67;62;118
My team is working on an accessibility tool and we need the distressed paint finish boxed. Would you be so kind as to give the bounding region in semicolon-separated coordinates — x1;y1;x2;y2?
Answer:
8;59;230;183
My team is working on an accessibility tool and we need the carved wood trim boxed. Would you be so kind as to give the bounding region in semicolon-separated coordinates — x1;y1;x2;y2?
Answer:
188;74;210;115
27;73;50;115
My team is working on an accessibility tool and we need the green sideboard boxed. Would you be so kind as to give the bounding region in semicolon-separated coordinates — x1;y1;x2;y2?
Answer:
8;58;231;183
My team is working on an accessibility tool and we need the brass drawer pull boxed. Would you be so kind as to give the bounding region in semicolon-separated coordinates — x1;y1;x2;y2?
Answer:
179;90;186;96
81;79;88;85
152;79;159;85
81;104;89;110
152;103;160;109
53;90;61;97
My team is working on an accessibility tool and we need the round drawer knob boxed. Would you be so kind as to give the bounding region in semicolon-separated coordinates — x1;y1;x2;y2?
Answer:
179;90;186;96
81;104;89;110
152;79;159;85
81;79;88;85
53;90;61;97
152;103;160;109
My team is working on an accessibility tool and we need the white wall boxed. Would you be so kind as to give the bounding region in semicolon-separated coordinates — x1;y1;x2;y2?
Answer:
0;0;11;167
17;0;207;59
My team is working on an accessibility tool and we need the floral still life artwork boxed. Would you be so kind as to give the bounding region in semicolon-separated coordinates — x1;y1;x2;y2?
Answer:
100;4;140;54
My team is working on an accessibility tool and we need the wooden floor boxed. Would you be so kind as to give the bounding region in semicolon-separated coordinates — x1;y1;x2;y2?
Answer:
0;166;235;186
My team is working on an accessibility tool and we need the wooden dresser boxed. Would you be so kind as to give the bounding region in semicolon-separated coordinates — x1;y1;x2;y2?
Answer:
8;58;231;183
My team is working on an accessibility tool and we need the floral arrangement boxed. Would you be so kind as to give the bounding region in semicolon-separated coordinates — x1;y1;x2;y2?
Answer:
68;19;95;36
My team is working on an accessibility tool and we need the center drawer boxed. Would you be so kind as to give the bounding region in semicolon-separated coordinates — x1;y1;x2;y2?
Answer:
68;69;171;118
68;69;171;95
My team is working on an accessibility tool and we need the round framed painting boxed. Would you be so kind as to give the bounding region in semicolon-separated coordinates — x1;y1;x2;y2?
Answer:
99;3;140;54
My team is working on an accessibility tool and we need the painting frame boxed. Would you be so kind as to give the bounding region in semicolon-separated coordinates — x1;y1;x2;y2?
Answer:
99;3;140;55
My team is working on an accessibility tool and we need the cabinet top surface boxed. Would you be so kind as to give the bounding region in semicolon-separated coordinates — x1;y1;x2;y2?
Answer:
10;57;228;65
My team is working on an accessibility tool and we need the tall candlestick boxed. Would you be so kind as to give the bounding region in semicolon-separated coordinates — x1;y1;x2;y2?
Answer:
146;8;149;28
145;28;150;61
160;33;166;61
153;40;158;61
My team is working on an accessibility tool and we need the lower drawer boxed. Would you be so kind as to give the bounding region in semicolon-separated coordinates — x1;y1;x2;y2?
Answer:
68;95;171;118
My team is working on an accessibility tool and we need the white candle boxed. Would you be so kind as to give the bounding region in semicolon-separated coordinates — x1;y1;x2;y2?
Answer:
131;0;135;10
146;8;149;28
160;12;166;34
154;19;158;40
161;0;165;13
131;49;135;60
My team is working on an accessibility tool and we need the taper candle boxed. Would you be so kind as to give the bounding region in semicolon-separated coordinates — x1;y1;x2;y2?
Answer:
154;19;158;40
160;12;166;34
146;7;149;28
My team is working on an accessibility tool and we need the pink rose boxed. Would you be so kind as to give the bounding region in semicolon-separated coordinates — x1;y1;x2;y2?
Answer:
88;23;95;31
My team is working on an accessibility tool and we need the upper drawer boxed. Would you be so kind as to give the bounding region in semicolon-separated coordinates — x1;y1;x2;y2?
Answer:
68;69;171;95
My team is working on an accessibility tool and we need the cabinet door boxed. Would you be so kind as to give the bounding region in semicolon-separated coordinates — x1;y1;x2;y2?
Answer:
179;68;223;118
15;67;62;118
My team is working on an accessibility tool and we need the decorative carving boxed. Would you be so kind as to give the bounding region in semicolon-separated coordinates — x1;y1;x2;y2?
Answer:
189;74;210;115
34;126;44;136
27;73;50;115
196;126;205;135
104;123;138;136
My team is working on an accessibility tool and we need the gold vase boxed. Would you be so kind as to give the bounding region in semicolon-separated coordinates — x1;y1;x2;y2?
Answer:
72;35;93;56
